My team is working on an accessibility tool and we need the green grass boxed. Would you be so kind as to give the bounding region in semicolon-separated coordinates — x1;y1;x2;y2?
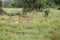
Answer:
3;8;23;13
0;8;60;40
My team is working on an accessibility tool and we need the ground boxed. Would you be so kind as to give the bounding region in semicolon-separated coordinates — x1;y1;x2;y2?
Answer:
0;8;60;40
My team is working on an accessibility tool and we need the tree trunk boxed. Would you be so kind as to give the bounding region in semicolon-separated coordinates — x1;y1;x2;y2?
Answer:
0;0;2;14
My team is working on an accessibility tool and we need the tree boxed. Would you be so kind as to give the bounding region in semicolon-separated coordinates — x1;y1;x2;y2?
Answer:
36;0;48;6
12;0;23;8
23;0;36;12
11;0;60;12
23;0;48;12
0;0;2;14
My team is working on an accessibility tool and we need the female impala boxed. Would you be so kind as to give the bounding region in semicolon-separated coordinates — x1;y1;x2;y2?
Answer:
18;10;36;22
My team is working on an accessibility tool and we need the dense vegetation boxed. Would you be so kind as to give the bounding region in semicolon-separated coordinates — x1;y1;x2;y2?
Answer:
3;0;60;8
0;0;60;40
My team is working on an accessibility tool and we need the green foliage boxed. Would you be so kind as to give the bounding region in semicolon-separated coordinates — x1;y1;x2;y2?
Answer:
54;0;60;5
36;0;48;5
12;0;23;8
2;0;60;8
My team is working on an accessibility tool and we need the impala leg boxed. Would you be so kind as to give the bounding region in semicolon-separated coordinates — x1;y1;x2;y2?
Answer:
18;15;22;24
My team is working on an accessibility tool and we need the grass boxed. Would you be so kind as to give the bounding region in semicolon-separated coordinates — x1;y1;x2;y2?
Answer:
0;8;60;40
3;8;23;13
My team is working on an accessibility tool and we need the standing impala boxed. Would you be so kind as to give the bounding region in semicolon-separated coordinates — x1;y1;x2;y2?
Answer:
18;10;36;22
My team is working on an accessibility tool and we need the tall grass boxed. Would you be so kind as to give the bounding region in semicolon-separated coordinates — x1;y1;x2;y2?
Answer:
0;8;60;40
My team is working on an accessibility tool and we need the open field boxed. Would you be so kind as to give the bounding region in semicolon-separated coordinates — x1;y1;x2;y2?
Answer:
0;8;60;40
